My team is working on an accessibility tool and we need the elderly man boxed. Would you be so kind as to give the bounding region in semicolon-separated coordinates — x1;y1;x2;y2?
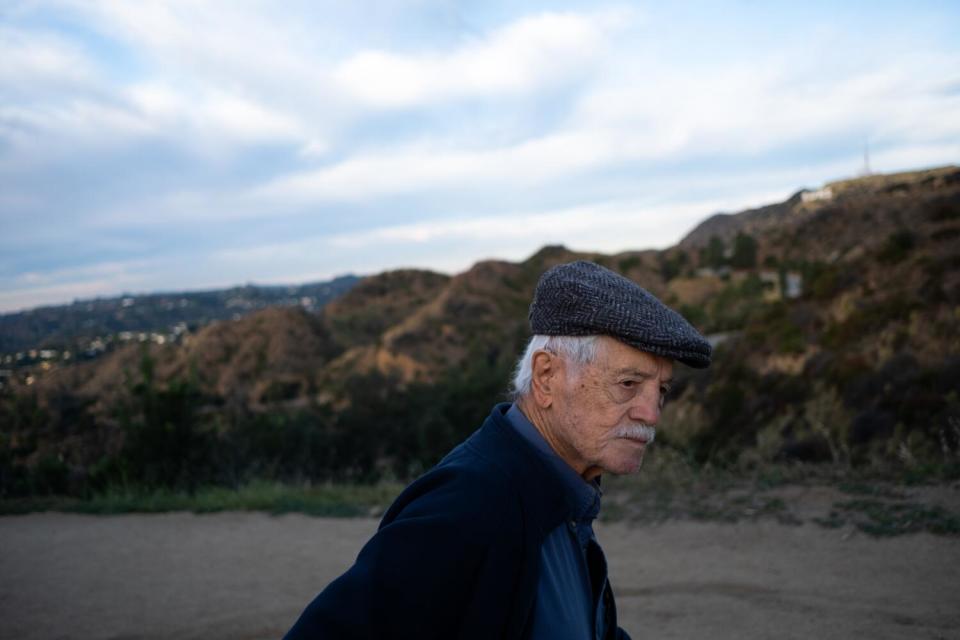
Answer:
285;260;711;640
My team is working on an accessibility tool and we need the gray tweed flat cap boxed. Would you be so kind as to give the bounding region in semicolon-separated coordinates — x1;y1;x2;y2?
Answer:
529;260;712;368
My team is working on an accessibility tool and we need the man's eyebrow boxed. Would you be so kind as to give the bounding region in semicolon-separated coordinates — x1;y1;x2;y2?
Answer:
613;367;657;377
612;367;674;384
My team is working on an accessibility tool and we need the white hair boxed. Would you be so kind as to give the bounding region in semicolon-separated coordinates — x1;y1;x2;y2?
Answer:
510;335;601;399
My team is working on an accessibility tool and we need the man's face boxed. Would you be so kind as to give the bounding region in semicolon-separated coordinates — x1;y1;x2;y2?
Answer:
549;336;673;480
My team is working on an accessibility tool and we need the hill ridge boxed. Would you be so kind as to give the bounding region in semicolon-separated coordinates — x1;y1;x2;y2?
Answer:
3;164;958;488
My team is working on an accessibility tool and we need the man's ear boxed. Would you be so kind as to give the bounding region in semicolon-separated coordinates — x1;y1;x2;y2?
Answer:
530;350;559;409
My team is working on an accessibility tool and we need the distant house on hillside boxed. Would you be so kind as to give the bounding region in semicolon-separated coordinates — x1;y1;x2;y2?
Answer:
760;271;780;301
696;266;731;279
784;272;803;298
801;187;833;203
760;270;804;301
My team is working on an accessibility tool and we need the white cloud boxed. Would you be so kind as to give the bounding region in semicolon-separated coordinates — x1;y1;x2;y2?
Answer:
0;100;153;151
0;25;151;154
0;25;98;90
253;129;625;203
573;50;960;158
1;1;342;160
202;93;303;141
299;139;330;158
56;0;347;113
334;10;629;108
128;83;304;143
253;49;960;206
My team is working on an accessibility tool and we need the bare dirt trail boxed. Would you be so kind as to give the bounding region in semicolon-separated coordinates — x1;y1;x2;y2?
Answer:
602;520;959;639
1;512;957;639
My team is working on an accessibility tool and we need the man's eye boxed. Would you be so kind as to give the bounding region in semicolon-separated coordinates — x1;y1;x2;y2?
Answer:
620;380;635;388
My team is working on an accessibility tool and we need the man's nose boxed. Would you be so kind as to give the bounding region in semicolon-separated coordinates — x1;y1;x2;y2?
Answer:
628;385;661;425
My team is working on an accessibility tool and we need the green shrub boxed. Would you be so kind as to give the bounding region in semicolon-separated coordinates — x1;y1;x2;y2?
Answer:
877;229;916;264
702;275;767;332
926;194;960;222
30;454;70;495
678;304;708;329
930;226;960;242
729;232;758;269
808;264;846;299
618;256;642;273
658;251;689;281
699;235;726;269
820;296;920;349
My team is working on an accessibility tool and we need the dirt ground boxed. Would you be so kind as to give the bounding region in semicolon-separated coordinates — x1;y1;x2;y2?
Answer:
1;510;958;640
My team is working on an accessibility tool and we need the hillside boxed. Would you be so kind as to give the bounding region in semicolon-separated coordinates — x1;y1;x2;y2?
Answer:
2;165;958;493
679;166;960;251
0;275;360;357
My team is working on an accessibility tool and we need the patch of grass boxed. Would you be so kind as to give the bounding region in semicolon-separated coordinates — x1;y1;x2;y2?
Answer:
0;480;404;517
0;496;64;516
688;498;741;523
753;464;815;489
832;499;960;537
603;459;959;535
899;462;960;485
775;512;804;526
813;512;846;529
604;455;813;524
837;481;906;499
685;494;796;525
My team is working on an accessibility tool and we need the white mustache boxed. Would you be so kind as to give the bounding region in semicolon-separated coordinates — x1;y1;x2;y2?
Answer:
612;424;656;444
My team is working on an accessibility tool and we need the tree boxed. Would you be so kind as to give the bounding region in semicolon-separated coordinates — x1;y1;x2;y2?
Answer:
115;349;216;490
700;235;726;269
730;232;758;269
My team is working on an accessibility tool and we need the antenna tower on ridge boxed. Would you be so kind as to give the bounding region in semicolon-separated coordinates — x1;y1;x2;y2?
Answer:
862;140;872;176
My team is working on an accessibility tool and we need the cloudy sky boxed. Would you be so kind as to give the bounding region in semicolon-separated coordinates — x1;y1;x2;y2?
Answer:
2;1;958;312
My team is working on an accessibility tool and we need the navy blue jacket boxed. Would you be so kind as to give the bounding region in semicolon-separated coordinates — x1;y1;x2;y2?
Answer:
284;403;629;639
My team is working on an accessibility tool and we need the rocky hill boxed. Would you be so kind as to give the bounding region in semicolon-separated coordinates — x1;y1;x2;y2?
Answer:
2;165;958;493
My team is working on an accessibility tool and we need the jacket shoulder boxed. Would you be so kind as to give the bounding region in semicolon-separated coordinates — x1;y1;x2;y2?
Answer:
380;434;522;539
284;438;529;640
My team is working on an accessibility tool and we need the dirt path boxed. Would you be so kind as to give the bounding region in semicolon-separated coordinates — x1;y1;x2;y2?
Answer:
1;512;957;639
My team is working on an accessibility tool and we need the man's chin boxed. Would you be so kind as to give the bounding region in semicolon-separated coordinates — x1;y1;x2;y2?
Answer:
606;452;647;476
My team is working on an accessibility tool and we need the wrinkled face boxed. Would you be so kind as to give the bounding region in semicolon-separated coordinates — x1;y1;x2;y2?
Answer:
550;336;673;480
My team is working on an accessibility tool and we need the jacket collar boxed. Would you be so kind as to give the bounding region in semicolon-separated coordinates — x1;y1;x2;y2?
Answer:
467;403;580;538
505;403;601;522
